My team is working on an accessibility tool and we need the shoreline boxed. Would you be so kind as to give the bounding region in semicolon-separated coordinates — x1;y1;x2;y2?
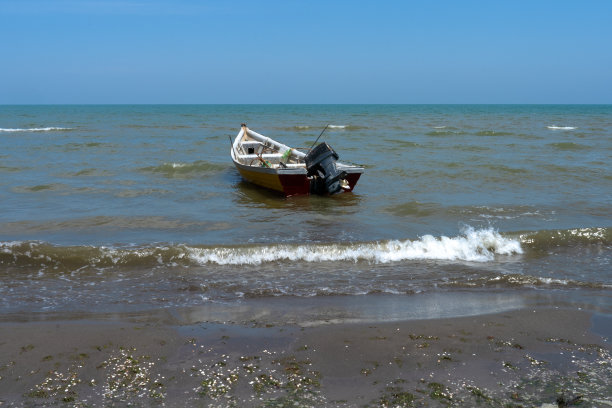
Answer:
4;288;610;326
1;305;610;406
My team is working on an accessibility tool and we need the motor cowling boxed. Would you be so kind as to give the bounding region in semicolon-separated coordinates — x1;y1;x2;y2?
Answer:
305;142;347;195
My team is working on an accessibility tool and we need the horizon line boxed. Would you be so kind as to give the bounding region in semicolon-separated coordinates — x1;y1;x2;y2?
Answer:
2;103;611;106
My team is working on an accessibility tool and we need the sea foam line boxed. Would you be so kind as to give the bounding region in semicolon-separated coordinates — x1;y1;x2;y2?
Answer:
186;228;522;265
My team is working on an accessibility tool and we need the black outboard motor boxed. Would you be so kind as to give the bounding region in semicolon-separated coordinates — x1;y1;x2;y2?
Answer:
305;142;347;195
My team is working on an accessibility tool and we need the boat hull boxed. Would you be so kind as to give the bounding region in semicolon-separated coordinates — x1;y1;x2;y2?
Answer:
231;125;363;197
235;162;310;196
233;160;361;197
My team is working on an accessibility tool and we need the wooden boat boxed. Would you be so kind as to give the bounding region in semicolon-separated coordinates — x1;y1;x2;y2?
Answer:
231;124;364;196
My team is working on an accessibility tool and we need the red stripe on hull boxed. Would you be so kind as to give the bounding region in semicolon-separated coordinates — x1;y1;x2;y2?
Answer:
344;173;361;192
278;174;310;196
277;172;362;196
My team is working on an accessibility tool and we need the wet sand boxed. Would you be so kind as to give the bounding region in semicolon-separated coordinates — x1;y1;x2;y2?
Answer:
1;307;610;407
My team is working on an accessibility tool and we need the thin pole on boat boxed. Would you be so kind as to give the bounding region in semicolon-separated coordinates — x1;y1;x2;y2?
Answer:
308;124;329;152
228;135;237;158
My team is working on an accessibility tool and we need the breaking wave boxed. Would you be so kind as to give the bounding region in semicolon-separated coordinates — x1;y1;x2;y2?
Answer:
0;228;521;271
188;228;521;265
2;227;609;272
328;125;368;130
547;126;576;130
0;127;74;132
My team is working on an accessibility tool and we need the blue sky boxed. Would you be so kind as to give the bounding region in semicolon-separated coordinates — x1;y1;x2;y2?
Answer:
1;0;611;104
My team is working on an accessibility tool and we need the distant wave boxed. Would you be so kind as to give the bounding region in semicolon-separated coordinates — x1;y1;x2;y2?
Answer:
547;142;590;151
0;127;74;132
547;126;576;130
281;124;366;132
279;125;313;132
140;161;228;178
278;125;312;132
120;124;191;130
475;130;515;137
426;130;468;137
327;125;368;130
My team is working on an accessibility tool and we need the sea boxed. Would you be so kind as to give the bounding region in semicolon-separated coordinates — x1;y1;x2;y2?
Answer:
1;105;610;326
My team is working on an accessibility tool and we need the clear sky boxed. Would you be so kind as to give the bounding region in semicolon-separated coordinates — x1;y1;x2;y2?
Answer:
1;0;611;104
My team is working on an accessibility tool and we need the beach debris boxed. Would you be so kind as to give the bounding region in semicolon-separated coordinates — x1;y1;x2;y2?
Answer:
189;351;323;406
556;393;583;407
426;382;453;402
28;367;81;402
378;387;416;407
98;346;165;402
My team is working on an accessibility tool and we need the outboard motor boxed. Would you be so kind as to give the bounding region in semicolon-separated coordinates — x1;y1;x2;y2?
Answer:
305;142;347;195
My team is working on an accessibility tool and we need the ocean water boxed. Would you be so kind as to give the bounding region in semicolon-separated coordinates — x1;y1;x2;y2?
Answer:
0;105;610;321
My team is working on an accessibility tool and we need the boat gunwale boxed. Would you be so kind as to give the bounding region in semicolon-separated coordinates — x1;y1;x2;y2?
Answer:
231;126;364;174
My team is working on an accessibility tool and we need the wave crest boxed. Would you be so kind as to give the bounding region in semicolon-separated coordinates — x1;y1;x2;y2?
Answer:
0;127;74;132
547;126;576;130
519;227;611;249
0;228;522;271
4;227;610;272
187;227;521;265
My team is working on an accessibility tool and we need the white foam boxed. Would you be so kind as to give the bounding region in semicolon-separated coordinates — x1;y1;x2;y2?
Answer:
0;127;73;132
186;227;522;265
538;277;569;285
0;241;26;254
567;227;606;239
433;126;447;129
0;241;25;247
547;126;576;130
328;125;346;129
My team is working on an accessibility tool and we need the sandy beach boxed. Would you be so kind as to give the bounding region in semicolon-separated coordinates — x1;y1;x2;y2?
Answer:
1;305;610;407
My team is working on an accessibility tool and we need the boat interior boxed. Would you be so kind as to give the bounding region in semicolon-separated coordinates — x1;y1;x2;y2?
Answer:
234;134;306;169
